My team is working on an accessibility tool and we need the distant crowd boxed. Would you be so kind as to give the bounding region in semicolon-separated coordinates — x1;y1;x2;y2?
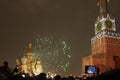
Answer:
0;61;120;80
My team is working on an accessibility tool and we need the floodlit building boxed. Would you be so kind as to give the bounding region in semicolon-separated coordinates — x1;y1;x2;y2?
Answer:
16;43;42;76
82;0;120;74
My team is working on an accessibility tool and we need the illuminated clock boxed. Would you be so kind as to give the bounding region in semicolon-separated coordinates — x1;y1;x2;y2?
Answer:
96;22;102;33
105;20;114;30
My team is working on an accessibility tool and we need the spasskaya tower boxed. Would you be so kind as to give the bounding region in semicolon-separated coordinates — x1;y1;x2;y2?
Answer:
82;0;120;74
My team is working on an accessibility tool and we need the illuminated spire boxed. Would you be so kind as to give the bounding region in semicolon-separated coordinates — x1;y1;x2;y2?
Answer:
97;0;110;14
95;0;116;35
28;42;33;53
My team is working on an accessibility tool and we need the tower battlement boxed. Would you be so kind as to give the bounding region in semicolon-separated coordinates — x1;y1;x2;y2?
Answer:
91;30;120;43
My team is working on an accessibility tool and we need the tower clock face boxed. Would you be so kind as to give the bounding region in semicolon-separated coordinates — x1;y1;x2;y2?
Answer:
96;22;102;33
105;20;114;30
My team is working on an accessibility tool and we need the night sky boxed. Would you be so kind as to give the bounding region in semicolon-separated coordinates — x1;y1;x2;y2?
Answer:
0;0;120;75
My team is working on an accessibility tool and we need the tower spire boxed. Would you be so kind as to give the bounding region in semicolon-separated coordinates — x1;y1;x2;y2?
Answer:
95;0;116;34
28;42;33;53
97;0;110;14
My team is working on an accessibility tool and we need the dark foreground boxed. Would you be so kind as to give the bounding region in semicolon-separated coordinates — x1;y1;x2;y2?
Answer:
0;61;120;80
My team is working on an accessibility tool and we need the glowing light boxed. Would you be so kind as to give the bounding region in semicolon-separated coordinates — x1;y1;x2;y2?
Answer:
32;35;71;75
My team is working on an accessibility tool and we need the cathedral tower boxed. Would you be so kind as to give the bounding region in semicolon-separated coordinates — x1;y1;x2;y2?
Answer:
26;43;34;64
16;42;43;76
26;43;34;72
82;0;120;74
35;57;43;75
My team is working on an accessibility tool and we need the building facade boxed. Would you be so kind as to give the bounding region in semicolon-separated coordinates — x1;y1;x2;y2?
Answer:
16;43;42;76
82;0;120;74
